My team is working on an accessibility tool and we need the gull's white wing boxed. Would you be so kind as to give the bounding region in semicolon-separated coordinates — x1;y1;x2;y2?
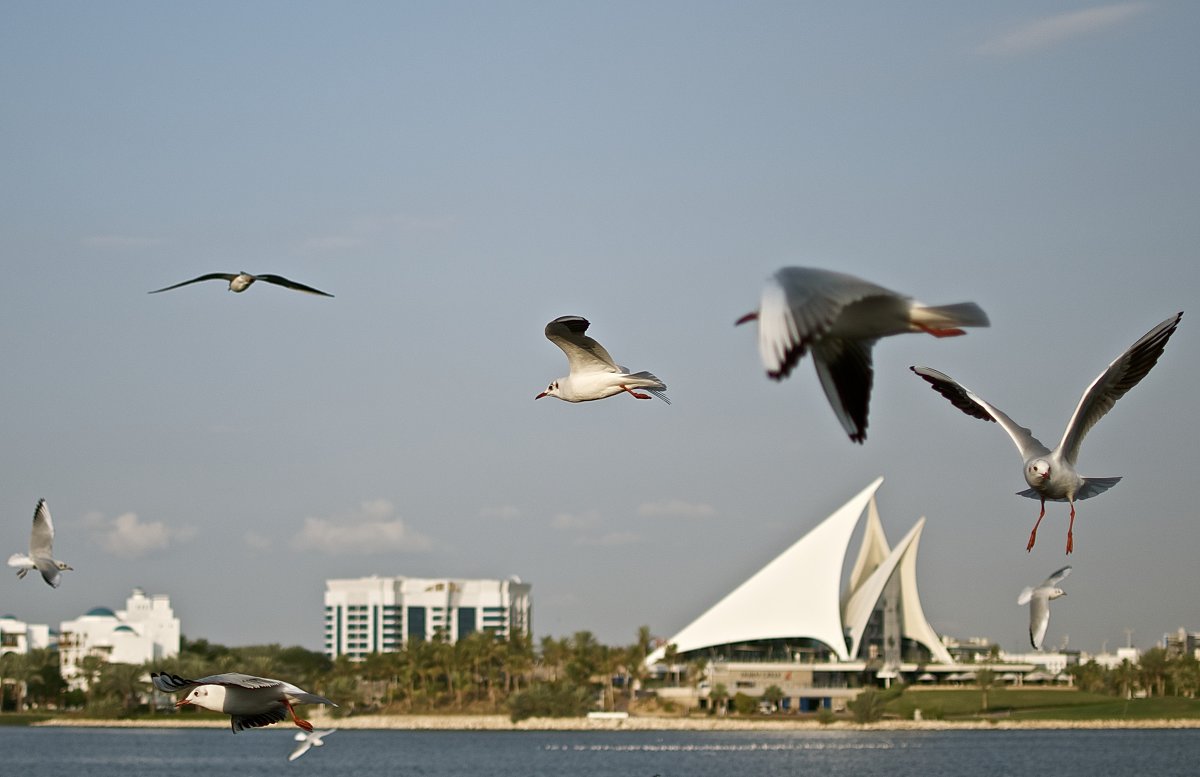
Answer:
1029;592;1052;649
256;274;334;297
755;267;899;379
288;738;314;762
29;499;54;558
1057;313;1182;465
35;558;63;588
911;367;1051;461
544;316;618;374
1042;565;1072;589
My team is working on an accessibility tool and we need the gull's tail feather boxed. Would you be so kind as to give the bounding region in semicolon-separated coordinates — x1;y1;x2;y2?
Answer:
630;371;670;404
1016;476;1121;502
910;302;990;332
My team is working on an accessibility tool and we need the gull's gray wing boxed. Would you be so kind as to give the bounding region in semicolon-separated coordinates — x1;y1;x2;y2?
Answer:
151;672;201;694
1042;565;1072;589
29;499;54;558
544;316;619;373
256;274;334;297
755;267;899;380
1057;312;1182;465
151;671;282;694
911;366;1051;460
812;337;876;443
1029;592;1051;649
147;273;236;293
35;558;63;588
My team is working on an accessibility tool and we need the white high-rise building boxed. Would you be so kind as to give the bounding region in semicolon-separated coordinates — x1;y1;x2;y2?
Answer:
324;576;532;661
59;588;181;688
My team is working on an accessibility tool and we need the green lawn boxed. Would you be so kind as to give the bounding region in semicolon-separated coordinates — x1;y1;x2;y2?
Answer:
888;689;1200;720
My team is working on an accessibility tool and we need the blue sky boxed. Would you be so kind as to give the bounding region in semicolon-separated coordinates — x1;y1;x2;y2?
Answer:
1;1;1197;656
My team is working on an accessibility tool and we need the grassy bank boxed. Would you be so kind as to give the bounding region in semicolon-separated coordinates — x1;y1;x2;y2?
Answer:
890;688;1200;721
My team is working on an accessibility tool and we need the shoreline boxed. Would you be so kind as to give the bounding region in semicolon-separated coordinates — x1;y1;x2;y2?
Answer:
30;714;1200;732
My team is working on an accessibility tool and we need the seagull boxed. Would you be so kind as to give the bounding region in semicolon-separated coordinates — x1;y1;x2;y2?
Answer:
150;671;336;733
7;499;72;588
289;728;336;762
912;311;1183;554
737;267;988;442
148;272;333;297
536;316;669;404
1018;565;1071;649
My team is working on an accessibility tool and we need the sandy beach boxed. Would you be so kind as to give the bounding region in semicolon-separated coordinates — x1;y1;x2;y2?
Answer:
31;713;1200;731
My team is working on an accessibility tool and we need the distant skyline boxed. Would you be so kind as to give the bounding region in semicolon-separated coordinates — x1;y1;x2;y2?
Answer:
1;2;1197;656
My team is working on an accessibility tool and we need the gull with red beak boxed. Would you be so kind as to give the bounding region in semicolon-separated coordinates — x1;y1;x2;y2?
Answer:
536;316;669;404
737;267;988;443
912;312;1183;554
151;671;336;733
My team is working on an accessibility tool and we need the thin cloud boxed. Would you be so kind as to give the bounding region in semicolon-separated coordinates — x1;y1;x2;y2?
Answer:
551;511;599;531
291;499;432;555
977;3;1150;56
637;499;717;519
84;511;196;558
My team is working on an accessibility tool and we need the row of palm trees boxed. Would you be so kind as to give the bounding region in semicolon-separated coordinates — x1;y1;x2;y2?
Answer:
0;626;665;716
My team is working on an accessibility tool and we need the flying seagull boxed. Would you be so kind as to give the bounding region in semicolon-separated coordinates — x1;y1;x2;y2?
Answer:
912;311;1183;554
148;272;333;297
7;499;72;588
289;728;336;762
536;316;669;404
150;671;336;733
737;267;988;443
1018;565;1071;650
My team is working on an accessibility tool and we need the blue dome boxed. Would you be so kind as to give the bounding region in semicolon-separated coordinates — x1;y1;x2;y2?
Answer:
113;625;136;633
86;607;117;618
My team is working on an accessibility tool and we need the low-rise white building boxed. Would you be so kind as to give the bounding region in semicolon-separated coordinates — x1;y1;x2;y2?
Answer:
0;614;52;656
324;575;532;660
59;588;180;688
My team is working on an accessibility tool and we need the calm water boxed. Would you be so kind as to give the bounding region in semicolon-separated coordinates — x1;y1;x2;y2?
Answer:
2;726;1198;776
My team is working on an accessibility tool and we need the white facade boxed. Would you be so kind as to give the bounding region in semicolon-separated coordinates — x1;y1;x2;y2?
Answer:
59;588;180;688
0;614;52;656
647;477;952;666
324;575;532;660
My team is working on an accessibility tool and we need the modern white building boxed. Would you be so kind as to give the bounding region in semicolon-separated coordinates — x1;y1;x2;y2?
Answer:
324;575;532;661
648;477;951;668
0;614;52;657
646;478;979;711
58;588;180;688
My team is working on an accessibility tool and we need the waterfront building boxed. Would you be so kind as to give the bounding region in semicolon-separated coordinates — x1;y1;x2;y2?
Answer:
647;478;1023;711
0;614;52;657
58;588;180;689
1162;628;1200;659
323;575;531;661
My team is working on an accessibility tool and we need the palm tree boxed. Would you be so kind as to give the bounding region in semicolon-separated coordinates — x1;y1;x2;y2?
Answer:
761;684;785;713
975;668;996;712
709;682;730;715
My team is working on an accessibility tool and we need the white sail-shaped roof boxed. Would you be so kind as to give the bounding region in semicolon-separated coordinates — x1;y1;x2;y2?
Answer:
648;477;884;663
897;522;954;665
843;494;890;609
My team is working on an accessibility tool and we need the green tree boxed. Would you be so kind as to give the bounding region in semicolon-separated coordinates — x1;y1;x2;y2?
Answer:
1139;648;1169;697
975;668;996;712
761;684;785;712
709;682;730;715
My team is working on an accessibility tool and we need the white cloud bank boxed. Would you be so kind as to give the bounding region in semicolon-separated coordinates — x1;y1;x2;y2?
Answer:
84;511;196;558
978;3;1150;56
291;499;432;555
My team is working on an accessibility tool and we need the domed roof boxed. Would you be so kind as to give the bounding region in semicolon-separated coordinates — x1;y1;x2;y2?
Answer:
85;606;117;618
113;625;136;634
